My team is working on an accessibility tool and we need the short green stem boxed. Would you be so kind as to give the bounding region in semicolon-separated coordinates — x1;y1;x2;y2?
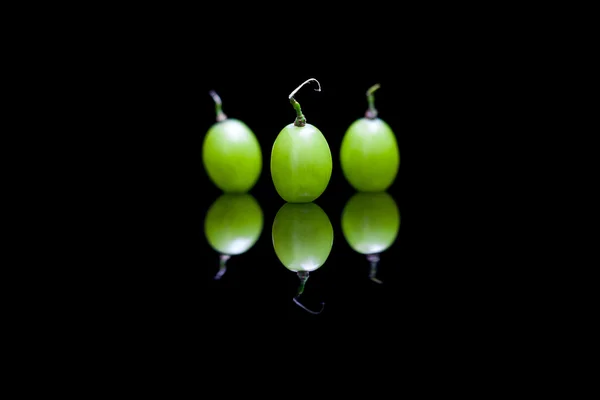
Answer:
365;83;381;119
296;271;310;296
291;98;306;127
209;90;227;122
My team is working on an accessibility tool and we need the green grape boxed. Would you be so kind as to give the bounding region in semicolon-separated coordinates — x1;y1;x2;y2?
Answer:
272;202;333;314
204;193;263;279
340;84;400;192
271;79;332;203
202;91;262;193
341;191;400;283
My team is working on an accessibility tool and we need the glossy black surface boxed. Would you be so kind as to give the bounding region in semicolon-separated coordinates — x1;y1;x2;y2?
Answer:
203;188;405;320
46;14;529;356
189;61;499;323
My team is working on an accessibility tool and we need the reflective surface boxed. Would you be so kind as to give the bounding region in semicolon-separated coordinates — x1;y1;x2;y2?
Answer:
202;182;408;321
87;43;511;339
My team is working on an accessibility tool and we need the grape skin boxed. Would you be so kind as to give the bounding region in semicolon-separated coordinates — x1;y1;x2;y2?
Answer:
271;123;332;203
202;118;262;193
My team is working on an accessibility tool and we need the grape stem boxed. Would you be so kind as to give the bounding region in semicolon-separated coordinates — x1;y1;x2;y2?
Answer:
365;83;381;120
366;253;382;284
213;254;230;280
289;78;321;127
294;271;325;314
209;90;228;122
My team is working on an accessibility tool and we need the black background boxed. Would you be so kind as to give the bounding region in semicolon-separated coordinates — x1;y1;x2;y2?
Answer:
104;22;518;330
191;56;486;324
23;6;560;377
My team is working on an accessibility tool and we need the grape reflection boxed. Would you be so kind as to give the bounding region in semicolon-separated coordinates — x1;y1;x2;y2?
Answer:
341;191;400;283
204;193;263;280
272;202;333;314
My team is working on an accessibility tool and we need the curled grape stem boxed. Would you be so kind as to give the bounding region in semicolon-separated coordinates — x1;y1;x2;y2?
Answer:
294;271;324;314
365;83;381;120
294;296;325;315
289;78;321;127
209;90;228;122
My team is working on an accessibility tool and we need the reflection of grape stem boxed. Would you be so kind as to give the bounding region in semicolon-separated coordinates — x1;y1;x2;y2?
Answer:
213;254;231;280
293;271;325;315
366;253;382;284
